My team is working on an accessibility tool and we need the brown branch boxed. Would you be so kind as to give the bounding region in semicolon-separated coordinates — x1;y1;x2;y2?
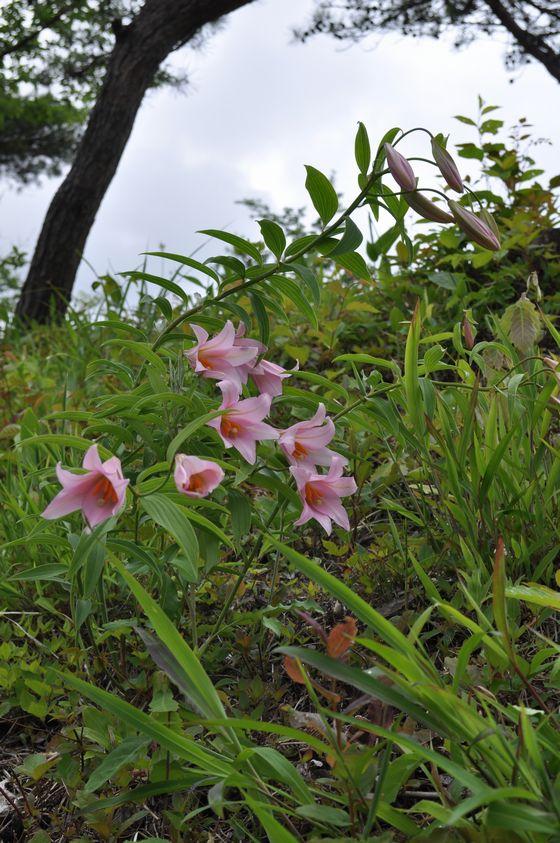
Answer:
483;0;560;82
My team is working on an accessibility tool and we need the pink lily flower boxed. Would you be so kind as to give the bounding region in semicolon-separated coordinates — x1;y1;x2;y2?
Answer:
42;445;128;528
208;380;278;464
232;323;296;397
279;403;345;468
250;358;297;397
291;456;357;535
174;454;224;498
185;320;259;391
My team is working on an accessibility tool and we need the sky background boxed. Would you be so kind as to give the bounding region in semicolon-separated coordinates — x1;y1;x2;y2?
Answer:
1;0;559;296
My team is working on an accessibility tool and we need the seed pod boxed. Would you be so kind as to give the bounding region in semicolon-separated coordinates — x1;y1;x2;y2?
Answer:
448;201;501;251
404;190;454;223
431;137;463;193
384;143;416;192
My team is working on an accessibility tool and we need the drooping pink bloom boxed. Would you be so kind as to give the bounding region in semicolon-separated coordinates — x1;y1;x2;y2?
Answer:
185;321;259;391
279;403;345;468
250;358;297;397
174;454;224;498
207;380;278;464
42;445;128;528
233;323;296;397
291;456;357;535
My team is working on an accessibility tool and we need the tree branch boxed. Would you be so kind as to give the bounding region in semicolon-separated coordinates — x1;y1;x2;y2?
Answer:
483;0;560;82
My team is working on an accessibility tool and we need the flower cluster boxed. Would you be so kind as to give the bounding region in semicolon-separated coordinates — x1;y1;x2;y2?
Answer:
384;136;501;251
42;321;356;535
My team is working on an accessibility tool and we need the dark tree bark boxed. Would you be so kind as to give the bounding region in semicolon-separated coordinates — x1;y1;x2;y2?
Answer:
15;0;255;324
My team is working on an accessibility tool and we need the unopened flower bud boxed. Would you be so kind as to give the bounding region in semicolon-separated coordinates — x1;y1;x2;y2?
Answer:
462;314;475;350
404;190;454;223
448;201;501;251
384;143;416;192
431;138;463;193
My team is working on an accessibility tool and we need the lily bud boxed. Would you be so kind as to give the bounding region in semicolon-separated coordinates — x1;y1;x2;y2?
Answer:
404;190;454;223
462;314;475;350
448;201;501;251
431;138;463;193
384;143;416;192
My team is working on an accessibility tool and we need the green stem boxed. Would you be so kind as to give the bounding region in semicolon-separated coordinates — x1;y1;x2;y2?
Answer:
198;498;286;655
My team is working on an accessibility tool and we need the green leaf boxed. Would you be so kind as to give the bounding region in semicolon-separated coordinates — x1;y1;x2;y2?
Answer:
198;229;262;264
326;218;363;257
141;494;199;568
102;339;166;372
289;263;321;304
304;165;338;226
85;736;148;793
332;251;370;280
249;291;270;345
258;219;286;260
295;804;350;827
501;298;542;353
404;301;423;434
354;121;371;175
267;275;318;328
506;583;560;611
228;489;252;543
109;557;230;726
245;797;299;843
9;564;68;582
166;410;222;463
56;670;234;776
121;271;189;303
182;508;234;550
142;251;219;282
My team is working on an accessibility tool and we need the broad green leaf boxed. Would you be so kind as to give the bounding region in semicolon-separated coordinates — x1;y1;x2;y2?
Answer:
506;583;560;611
166;410;222;462
304;165;338;226
141;494;199;567
258;219;286;260
9;564;68;582
354;121;371;175
85;736;148;793
109;557;231;728
121;271;189;303
198;229;262;264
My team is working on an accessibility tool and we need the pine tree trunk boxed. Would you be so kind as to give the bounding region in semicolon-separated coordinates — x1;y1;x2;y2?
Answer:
15;0;254;324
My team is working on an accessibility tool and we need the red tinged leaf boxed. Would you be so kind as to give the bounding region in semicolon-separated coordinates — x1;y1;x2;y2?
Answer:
283;655;307;685
327;616;357;659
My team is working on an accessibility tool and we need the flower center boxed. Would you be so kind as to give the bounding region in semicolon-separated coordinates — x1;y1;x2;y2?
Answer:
305;483;323;507
91;476;119;508
198;351;213;369
221;416;240;439
293;441;308;460
186;473;205;493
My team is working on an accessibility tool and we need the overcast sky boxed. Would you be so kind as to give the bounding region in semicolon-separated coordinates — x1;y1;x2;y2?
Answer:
1;0;558;296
